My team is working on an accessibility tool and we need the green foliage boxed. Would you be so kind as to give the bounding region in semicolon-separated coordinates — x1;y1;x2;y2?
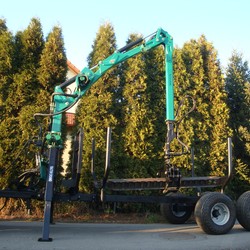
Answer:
38;26;67;92
1;18;249;201
198;36;231;176
0;117;20;187
0;18;67;188
121;33;150;176
0;19;7;32
173;39;211;175
4;18;44;116
172;37;231;176
0;19;14;110
16;18;44;70
76;25;243;197
121;34;165;178
77;22;119;192
225;51;250;190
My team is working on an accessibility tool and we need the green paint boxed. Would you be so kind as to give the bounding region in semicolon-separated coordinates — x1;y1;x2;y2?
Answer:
49;28;174;144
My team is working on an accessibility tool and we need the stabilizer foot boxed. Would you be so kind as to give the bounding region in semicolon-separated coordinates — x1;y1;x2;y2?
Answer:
38;237;53;242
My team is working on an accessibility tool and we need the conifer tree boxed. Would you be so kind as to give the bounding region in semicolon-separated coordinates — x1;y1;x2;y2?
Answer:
6;18;44;116
143;46;166;175
38;26;67;93
0;19;67;187
0;19;17;187
173;39;212;176
2;18;44;185
121;34;166;178
37;25;67;116
198;36;231;176
76;22;119;192
18;18;44;70
121;33;150;177
19;25;67;140
0;19;14;112
171;47;195;172
172;37;230;177
225;52;250;195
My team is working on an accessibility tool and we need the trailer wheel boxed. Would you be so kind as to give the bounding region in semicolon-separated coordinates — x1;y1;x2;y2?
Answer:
160;192;193;224
194;192;236;235
236;191;250;231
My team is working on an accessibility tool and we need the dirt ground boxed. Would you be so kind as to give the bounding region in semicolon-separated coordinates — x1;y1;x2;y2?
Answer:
0;201;166;224
0;197;168;224
1;211;166;224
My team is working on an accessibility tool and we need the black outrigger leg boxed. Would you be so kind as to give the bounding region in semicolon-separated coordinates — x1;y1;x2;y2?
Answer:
38;147;58;242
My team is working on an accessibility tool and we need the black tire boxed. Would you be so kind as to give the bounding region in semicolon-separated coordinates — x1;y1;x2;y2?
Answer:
236;191;250;231
194;192;236;235
160;192;193;224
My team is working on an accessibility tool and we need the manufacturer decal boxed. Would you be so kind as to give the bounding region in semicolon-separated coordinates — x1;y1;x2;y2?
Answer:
48;166;54;182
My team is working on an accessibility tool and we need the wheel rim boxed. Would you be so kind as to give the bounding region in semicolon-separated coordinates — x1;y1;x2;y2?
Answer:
172;204;186;217
210;202;230;225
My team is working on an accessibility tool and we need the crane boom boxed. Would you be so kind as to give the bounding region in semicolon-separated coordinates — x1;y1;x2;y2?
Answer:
48;28;174;136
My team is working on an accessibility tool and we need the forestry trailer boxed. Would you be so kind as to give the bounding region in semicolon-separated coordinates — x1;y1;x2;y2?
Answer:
0;28;249;241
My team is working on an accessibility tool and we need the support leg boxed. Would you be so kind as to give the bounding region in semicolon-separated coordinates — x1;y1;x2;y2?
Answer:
38;147;58;242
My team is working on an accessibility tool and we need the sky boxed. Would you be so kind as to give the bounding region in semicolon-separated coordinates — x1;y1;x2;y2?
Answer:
1;0;249;71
